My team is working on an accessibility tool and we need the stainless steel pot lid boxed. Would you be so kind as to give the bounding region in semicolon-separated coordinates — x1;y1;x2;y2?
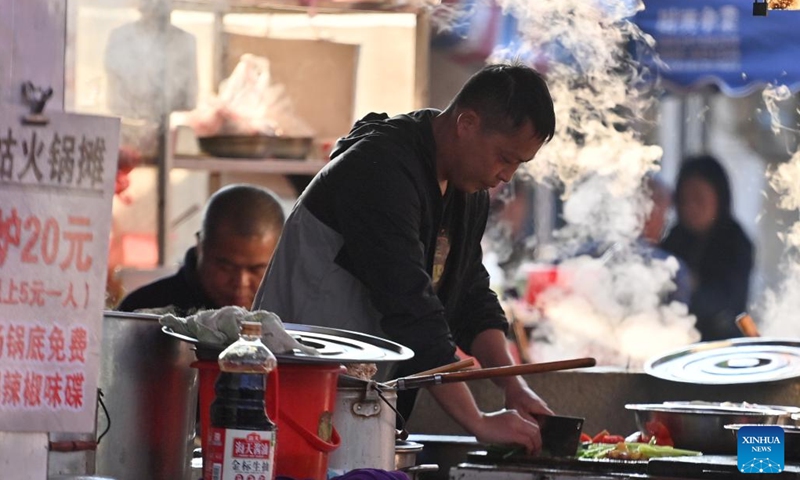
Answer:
163;323;414;364
644;337;800;384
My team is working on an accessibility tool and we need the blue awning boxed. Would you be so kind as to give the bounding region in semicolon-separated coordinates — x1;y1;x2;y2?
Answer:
634;0;800;96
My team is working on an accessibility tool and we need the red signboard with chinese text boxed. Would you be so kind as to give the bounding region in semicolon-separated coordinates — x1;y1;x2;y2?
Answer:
0;111;119;432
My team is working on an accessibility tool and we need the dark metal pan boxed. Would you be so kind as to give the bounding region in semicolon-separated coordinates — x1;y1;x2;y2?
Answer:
198;134;312;159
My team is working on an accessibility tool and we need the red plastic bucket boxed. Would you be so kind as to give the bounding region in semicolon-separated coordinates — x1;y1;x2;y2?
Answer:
193;361;341;480
274;363;342;479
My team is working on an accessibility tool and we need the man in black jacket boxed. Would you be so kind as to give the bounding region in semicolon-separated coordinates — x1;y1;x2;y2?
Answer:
117;184;284;315
254;64;556;453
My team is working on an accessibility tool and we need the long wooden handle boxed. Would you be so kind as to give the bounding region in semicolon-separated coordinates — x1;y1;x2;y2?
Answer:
394;357;596;390
736;313;761;338
385;358;475;387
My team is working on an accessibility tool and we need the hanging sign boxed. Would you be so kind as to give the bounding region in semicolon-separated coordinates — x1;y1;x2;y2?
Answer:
634;0;800;96
0;110;119;432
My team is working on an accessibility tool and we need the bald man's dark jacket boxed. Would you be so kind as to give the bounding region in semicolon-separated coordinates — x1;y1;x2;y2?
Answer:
116;247;216;316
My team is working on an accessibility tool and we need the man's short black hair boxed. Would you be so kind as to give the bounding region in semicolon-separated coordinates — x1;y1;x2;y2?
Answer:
449;63;556;142
201;184;285;243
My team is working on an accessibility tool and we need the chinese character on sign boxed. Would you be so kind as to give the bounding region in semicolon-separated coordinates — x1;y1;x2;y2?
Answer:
2;371;22;407
64;373;84;409
69;327;88;363
60;216;93;272
48;326;67;362
19;131;45;182
0;208;22;267
23;372;44;407
0;128;17;181
77;137;105;187
44;372;64;408
48;133;76;184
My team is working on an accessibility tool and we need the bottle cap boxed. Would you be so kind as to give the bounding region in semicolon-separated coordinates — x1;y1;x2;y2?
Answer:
241;321;262;337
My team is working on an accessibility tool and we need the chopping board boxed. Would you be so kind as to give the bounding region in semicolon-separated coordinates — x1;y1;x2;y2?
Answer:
467;450;649;475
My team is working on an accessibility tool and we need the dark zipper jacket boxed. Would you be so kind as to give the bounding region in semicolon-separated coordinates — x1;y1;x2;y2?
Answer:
116;247;215;316
253;109;508;379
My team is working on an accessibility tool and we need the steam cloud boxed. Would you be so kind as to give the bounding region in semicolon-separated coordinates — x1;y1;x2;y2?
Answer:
483;0;700;367
757;85;800;337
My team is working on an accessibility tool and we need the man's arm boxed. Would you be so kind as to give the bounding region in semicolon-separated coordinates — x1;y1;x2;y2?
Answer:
426;379;543;454
470;328;553;422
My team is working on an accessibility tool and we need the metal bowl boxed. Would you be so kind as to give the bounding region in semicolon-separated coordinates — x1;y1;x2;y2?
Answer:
725;424;800;460
626;402;789;454
198;135;313;159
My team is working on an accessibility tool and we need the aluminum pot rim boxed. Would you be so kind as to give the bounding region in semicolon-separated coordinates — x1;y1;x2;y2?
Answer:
625;403;791;417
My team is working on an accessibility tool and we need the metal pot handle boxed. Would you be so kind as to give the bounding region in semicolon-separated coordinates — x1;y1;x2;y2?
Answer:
373;385;409;440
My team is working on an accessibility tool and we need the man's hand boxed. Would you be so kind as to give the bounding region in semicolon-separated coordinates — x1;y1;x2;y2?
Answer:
504;381;554;423
471;409;543;454
470;328;554;422
427;382;546;455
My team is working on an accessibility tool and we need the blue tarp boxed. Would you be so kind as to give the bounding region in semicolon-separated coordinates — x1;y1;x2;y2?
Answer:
634;0;800;96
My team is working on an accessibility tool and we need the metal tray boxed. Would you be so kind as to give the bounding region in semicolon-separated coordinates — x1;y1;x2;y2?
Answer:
198;135;312;159
644;337;800;384
162;323;413;365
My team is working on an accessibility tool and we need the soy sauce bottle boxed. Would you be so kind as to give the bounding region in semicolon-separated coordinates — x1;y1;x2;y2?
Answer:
205;321;277;480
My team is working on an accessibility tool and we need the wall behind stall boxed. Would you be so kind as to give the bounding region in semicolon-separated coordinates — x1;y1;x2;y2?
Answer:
182;12;424;265
223;12;418;119
68;4;423;272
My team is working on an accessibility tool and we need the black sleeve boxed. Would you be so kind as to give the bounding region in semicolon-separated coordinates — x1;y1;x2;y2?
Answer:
329;145;458;375
451;200;508;354
116;281;174;312
115;275;199;315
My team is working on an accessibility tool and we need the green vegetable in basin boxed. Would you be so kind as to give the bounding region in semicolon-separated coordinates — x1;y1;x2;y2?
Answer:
578;441;702;460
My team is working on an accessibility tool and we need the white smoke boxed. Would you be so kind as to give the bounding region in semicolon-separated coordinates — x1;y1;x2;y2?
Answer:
757;84;800;337
483;0;699;366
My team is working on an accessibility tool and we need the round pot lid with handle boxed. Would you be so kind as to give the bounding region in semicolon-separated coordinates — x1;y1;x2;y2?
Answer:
163;322;414;365
644;337;800;384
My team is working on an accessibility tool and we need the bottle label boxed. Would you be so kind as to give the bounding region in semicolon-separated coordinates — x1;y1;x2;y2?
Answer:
206;427;276;480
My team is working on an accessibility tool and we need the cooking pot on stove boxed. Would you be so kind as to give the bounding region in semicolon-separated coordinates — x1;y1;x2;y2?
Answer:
626;402;791;454
96;312;197;480
328;378;398;471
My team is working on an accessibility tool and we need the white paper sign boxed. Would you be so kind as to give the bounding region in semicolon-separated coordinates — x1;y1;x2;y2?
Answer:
0;110;119;433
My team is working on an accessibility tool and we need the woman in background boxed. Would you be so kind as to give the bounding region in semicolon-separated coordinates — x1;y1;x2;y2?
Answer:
660;155;754;341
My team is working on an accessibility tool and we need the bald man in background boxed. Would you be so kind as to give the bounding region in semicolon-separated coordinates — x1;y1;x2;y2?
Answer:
116;184;285;315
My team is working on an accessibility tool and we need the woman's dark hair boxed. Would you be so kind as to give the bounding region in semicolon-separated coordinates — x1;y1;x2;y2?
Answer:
675;154;733;220
449;63;556;143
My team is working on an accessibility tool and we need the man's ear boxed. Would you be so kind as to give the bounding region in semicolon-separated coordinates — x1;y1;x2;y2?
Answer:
456;110;481;137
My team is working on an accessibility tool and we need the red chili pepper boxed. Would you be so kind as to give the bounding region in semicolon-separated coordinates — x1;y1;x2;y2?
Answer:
592;430;610;443
596;434;626;444
580;433;593;443
645;420;674;446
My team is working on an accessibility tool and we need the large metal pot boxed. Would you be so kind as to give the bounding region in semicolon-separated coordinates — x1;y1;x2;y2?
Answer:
626;402;790;453
95;312;198;480
328;380;397;471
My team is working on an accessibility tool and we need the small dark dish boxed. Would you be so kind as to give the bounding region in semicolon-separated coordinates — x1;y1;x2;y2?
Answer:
725;424;800;461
